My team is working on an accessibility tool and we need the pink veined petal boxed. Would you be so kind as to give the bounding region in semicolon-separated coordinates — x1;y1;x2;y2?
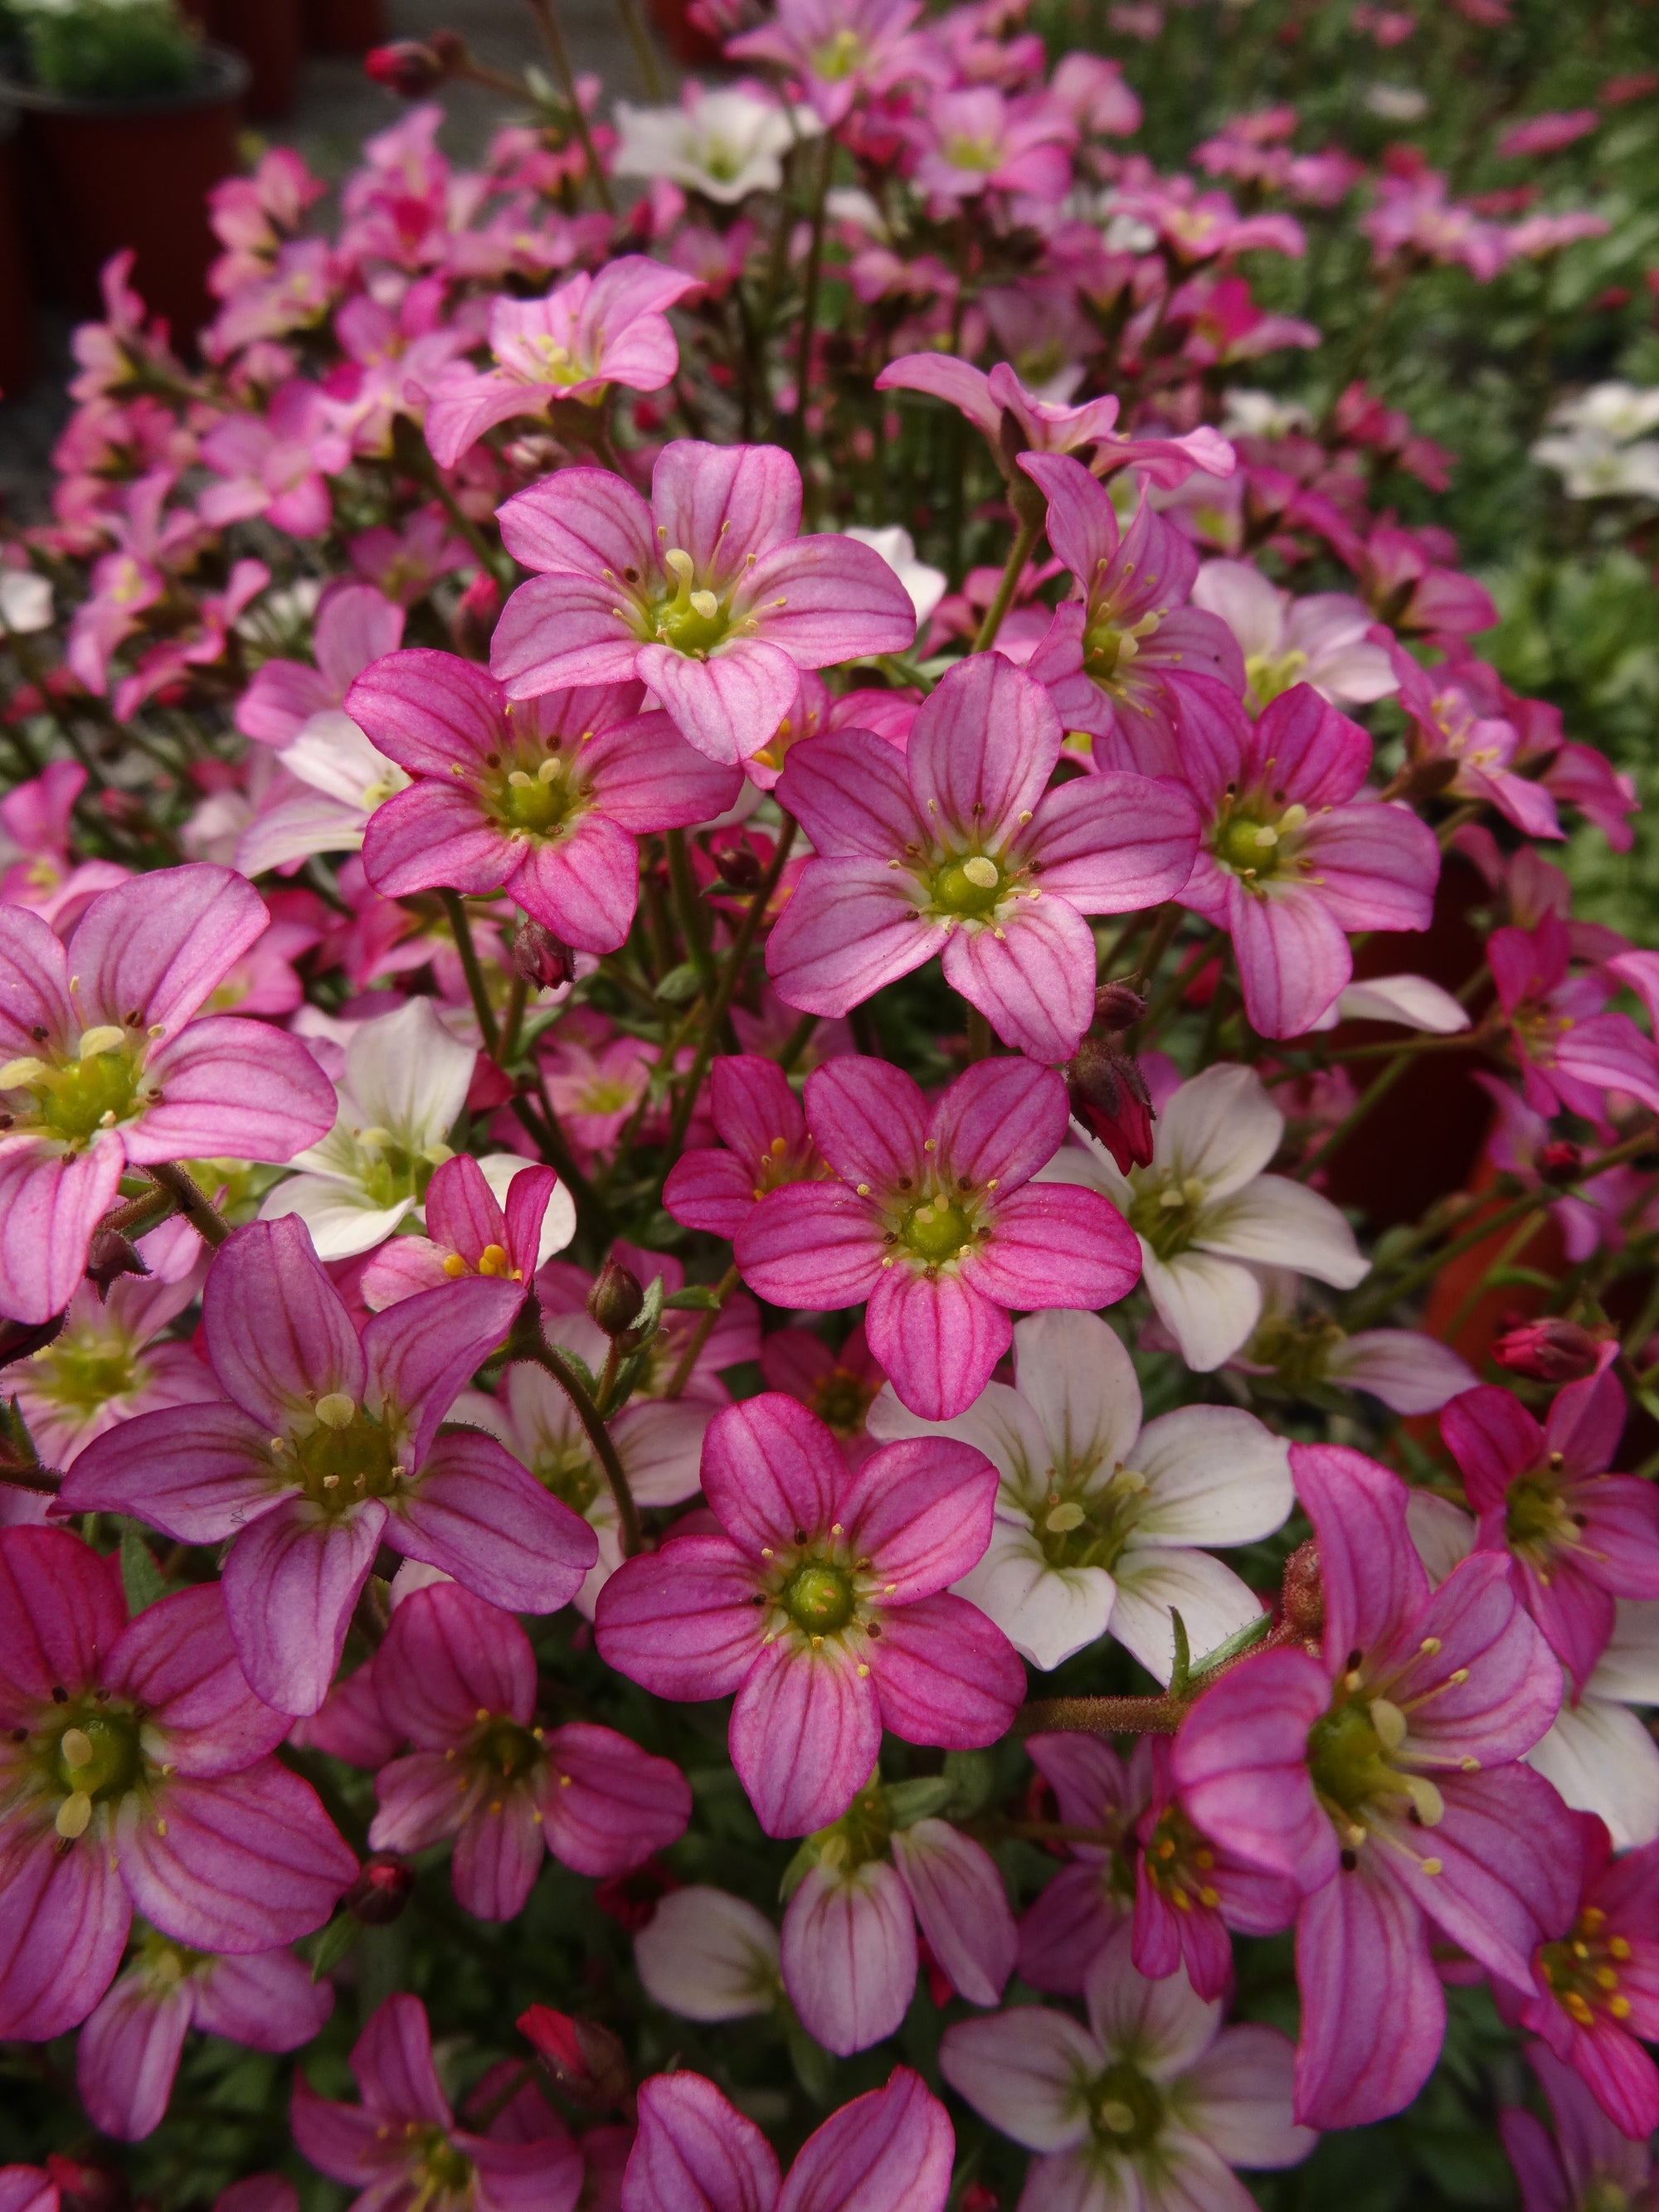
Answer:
0;1134;125;1325
365;1276;527;1471
622;2072;781;2212
636;638;803;767
664;1148;765;1238
203;1218;365;1430
864;1266;1012;1423
1292;1863;1445;2129
422;1154;508;1268
1547;1364;1625;1483
931;1057;1072;1194
742;534;918;666
1298;804;1441;934
0;902;74;1056
0;1524;124;1714
766;858;946;1015
801;1057;927;1189
1374;1549;1564;1765
101;1582;289;1776
907;654;1061;840
496;467;657;578
465;2132;589;2212
490;574;645;699
452;1785;547;1922
343;648;505;775
189;1944;334;2049
1027;1732;1136;1829
538;1723;692;1877
839;1438;1000;1597
652;441;801;576
1242;683;1370;809
868;1592;1025;1748
891;1819;1014;2006
508;813;644;955
116;1760;355;1954
1171;1647;1336;1891
876;354;999;436
780;1862;917;2058
594;1534;761;1700
57;1401;282;1544
963;1183;1141;1313
941;902;1098;1065
71;864;270;1035
1018;1859;1119;1996
290;2076;407;2187
388;1428;597;1613
1019;450;1119;582
362;783;518;902
1291;1442;1432;1674
712;1053;805;1161
369;1751;469;1857
775;725;922;858
375;1581;536;1744
1083;1919;1221;2078
1224;878;1350;1038
699;1393;846;1557
582;711;744;832
1024;771;1201;911
220;1495;387;1717
937;2005;1098;2153
0;1830;131;2039
779;2069;952;2212
1383;1765;1582;1988
125;1017;338;1165
351;1990;453;2121
735;1182;885;1309
729;1637;883;1837
75;1966;193;2142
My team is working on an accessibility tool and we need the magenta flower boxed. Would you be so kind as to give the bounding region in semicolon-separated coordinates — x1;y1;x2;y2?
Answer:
1443;1362;1659;1694
424;258;701;466
623;2065;951;2212
735;1055;1141;1419
1174;680;1441;1038
664;1053;833;1238
1501;2040;1657;2212
350;654;740;953
197;382;349;539
1019;453;1244;774
595;1393;1024;1837
758;1321;886;1467
361;1153;572;1310
0;2170;52;2212
365;1582;690;1919
1172;1443;1579;2129
726;0;947;126
767;654;1200;1064
1017;1733;1143;1996
0;864;337;1324
491;440;917;766
294;1993;583;2212
65;470;203;697
905;86;1076;203
78;1933;332;2142
0;1526;354;2042
1112;175;1307;262
60;1218;597;1717
1491;912;1659;1121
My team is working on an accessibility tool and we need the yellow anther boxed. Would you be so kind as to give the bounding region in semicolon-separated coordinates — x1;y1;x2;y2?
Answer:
1199;1886;1220;1908
857;1184;870;1195
1610;1936;1632;1960
1595;1966;1620;1991
1181;1177;1207;1207
76;1025;126;1059
442;1253;469;1278
1418;1636;1442;1655
1419;1857;1443;1876
1045;1501;1085;1533
56;1791;92;1839
477;1243;511;1277
0;1057;46;1087
1369;1698;1408;1752
664;548;694;582
961;856;999;889
689;590;719;620
508;769;534;789
60;1728;94;1769
1402;1775;1444;1828
314;1393;356;1429
1611;1996;1633;2020
1098;2100;1136;2135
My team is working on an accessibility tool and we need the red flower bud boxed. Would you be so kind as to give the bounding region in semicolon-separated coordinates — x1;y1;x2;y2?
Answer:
365;39;458;98
1491;1317;1608;1384
518;2006;632;2110
450;570;502;659
1537;1140;1584;1186
510;919;577;992
588;1261;645;1338
344;1853;415;1925
1067;1033;1155;1174
1279;1539;1324;1646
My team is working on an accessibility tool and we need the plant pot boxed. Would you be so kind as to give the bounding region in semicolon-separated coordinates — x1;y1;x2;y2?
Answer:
0;45;248;352
193;0;302;119
0;107;36;397
645;0;726;67
300;0;386;55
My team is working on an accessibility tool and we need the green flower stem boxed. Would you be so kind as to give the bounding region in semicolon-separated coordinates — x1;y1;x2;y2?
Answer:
971;512;1044;654
662;1265;741;1401
499;973;529;1067
144;1162;231;1248
665;829;717;994
440;889;502;1062
524;0;617;215
776;1011;820;1071
511;1304;644;1558
791;131;837;467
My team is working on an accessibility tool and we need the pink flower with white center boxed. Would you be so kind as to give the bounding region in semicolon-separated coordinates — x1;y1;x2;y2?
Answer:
60;1217;597;1717
1190;559;1398;716
423;259;701;467
0;1526;355;2042
622;2066;951;2212
736;1055;1141;1420
360;1152;574;1310
1172;1443;1579;2129
727;0;947;127
490;440;917;766
1174;680;1441;1038
1019;455;1244;775
1502;2039;1657;2212
198;382;349;540
77;1932;332;2142
596;1393;1024;1836
875;356;1235;484
941;1923;1314;2212
780;1781;1016;2054
905;86;1077;203
664;1053;832;1237
1491;913;1659;1121
759;1322;885;1467
350;655;740;953
766;654;1201;1065
294;1993;583;2212
1385;642;1564;840
1443;1362;1659;1694
364;1582;689;1920
0;864;337;1325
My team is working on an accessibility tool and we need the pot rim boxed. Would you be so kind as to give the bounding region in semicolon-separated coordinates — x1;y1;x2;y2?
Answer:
0;41;250;117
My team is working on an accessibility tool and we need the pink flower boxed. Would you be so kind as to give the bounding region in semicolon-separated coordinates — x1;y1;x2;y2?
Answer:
491;440;917;766
727;0;948;127
424;258;700;466
1386;643;1564;839
1501;2039;1657;2212
622;2065;951;2212
294;1992;583;2212
1019;454;1244;773
1174;681;1441;1038
1190;558;1398;714
60;1217;597;1716
595;1393;1024;1836
0;761;129;931
1499;109;1599;158
360;1152;573;1310
0;864;337;1324
758;1321;885;1466
1362;171;1511;280
734;1056;1141;1419
0;2170;53;2212
64;471;204;695
941;1923;1314;2210
1112;176;1308;260
664;1053;833;1237
1172;1443;1578;2128
1493;912;1659;1121
1355;522;1498;639
0;1525;354;2041
767;653;1200;1063
540;1028;653;1155
365;1582;689;1918
77;1933;332;2142
351;655;739;951
904;86;1077;203
1017;1734;1143;1994
197;382;350;539
111;559;271;724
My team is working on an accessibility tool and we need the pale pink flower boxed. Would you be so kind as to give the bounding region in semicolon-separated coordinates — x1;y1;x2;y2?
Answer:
359;1151;574;1310
904;86;1077;203
727;0;949;127
197;382;350;540
1190;558;1397;713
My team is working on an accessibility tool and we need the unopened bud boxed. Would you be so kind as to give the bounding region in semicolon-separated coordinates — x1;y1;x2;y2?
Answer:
85;1228;149;1295
1067;1034;1155;1174
1492;1317;1608;1384
1279;1539;1323;1646
710;843;763;892
518;2005;632;2110
344;1853;415;1925
1536;1140;1584;1186
588;1261;645;1338
1092;982;1146;1033
510;919;576;992
450;570;502;658
365;38;461;98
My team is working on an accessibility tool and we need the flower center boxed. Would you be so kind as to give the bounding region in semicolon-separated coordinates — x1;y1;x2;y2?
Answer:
1505;1456;1582;1569
350;1130;443;1213
1033;1466;1148;1573
534;1439;605;1517
1538;1905;1635;2033
1242;1308;1349;1397
945;134;1001;173
808;1364;877;1437
36;1703;144;1840
654;548;731;659
812;26;866;79
495;751;582;840
929;852;1005;920
1209;792;1309;887
1141;1802;1223;1915
472;1715;542;1782
1126;1170;1208;1260
405;2126;474;2212
1305;1677;1447;1859
1244;645;1308;708
0;1028;146;1149
30;1325;139;1414
782;1561;856;1636
280;1396;405;1510
1087;2061;1164;2155
1082;609;1159;689
902;1194;972;1263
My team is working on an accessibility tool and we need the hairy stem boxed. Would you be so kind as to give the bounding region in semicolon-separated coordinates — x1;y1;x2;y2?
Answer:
144;1162;231;1248
440;889;502;1062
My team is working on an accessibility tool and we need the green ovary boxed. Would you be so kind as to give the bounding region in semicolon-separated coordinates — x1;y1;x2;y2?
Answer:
1032;1467;1146;1573
1306;1698;1392;1821
34;1329;138;1412
474;1716;541;1782
1246;647;1308;707
407;2127;474;2210
783;1562;856;1636
1087;2061;1165;2155
930;853;1005;919
285;1403;402;1510
1126;1172;1206;1262
536;1440;604;1517
1211;798;1308;884
496;757;581;839
354;1139;436;1214
653;551;732;659
1506;1471;1574;1563
3;1040;142;1147
52;1709;142;1803
812;27;866;78
902;1195;971;1263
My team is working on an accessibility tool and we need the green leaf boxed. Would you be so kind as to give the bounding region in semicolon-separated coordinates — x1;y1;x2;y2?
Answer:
654;962;703;1004
1168;1607;1194;1699
308;1911;362;1982
664;1285;724;1311
786;2015;837;2104
940;1749;996;1820
1191;1610;1274;1682
119;1525;168;1615
883;1776;956;1830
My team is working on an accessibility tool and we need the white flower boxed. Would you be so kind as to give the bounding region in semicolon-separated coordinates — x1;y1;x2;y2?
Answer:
1219;390;1311;441
634;1886;782;2022
839;525;946;626
868;1309;1291;1679
1305;971;1472;1035
260;998;534;1259
612;87;820;205
1364;85;1430;121
1548;382;1659;442
0;570;53;634
1227;1266;1476;1413
236;709;411;878
1531;426;1659;502
1040;1063;1367;1373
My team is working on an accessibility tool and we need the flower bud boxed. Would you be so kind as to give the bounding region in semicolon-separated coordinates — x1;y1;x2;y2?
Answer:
510;919;576;992
710;842;763;892
1092;982;1146;1033
1067;1033;1155;1174
1279;1539;1323;1646
1492;1316;1608;1384
85;1228;149;1296
365;39;459;98
1536;1140;1584;1186
450;570;502;658
46;2159;127;2212
344;1853;415;1925
518;2005;632;2111
588;1261;645;1338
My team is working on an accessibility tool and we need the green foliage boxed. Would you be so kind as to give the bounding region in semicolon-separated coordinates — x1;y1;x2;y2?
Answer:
15;0;199;99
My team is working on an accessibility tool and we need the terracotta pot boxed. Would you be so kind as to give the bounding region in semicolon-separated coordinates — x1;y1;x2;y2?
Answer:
0;46;248;352
300;0;386;54
645;0;726;67
0;107;36;397
208;0;302;119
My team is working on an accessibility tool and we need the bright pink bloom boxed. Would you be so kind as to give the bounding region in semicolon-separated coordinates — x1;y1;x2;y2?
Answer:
294;1992;583;2212
61;1217;597;1716
539;1027;653;1155
77;1934;331;2142
1112;175;1307;261
1017;1733;1142;1995
0;865;337;1324
1491;912;1659;1121
197;382;349;539
596;1393;1024;1836
1133;1737;1301;2000
758;1321;885;1466
1355;523;1498;639
664;1053;832;1237
1172;1443;1577;2128
361;1153;572;1310
0;2169;53;2212
423;259;701;466
727;0;947;126
236;584;405;751
1362;170;1511;280
1443;1362;1659;1693
0;1526;353;2041
768;653;1200;1063
491;441;917;766
1020;453;1244;771
351;655;739;951
365;1582;689;1918
64;471;203;695
735;1055;1141;1419
622;2065;951;2212
904;86;1076;202
1174;681;1441;1038
1385;642;1563;839
111;559;270;724
0;761;129;931
1544;741;1639;851
1501;2039;1657;2212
